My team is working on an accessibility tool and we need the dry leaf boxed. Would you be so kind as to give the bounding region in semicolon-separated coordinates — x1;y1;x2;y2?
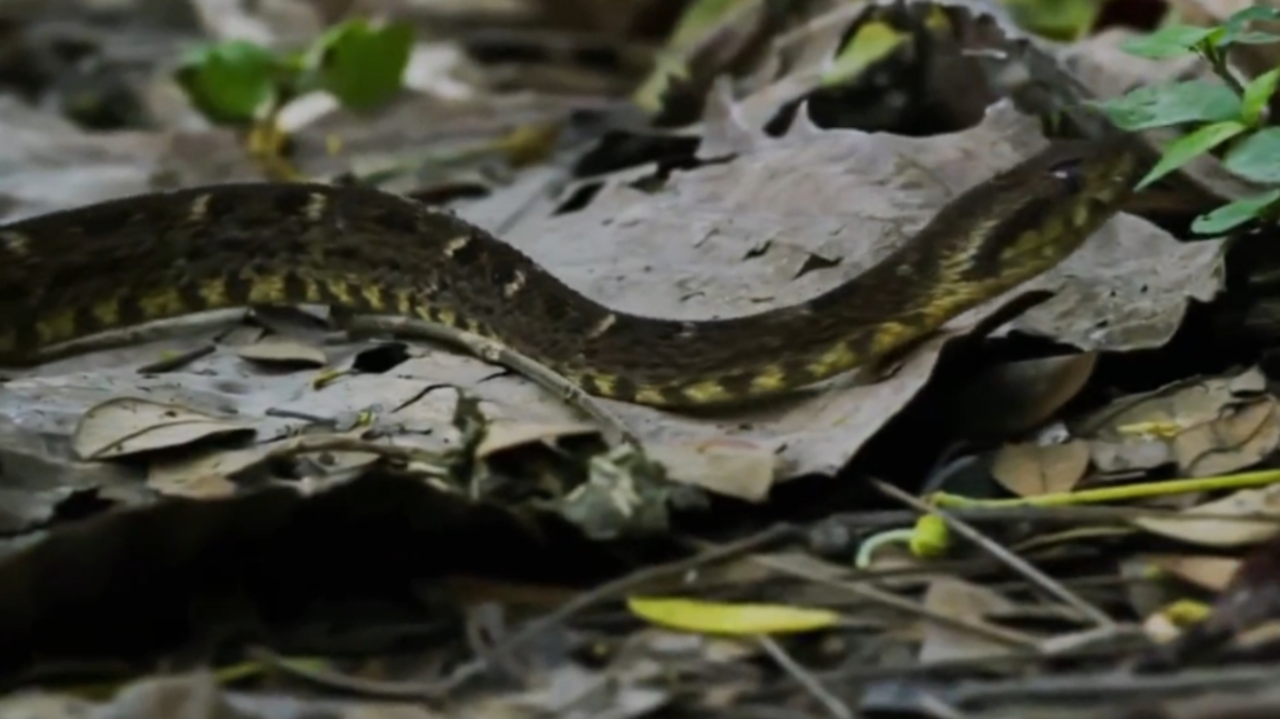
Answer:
1141;554;1242;593
72;398;255;461
475;420;602;458
1174;397;1280;477
918;576;1022;663
149;472;239;500
991;440;1090;497
147;428;380;491
1080;367;1268;474
1132;484;1280;547
647;438;778;502
237;339;328;367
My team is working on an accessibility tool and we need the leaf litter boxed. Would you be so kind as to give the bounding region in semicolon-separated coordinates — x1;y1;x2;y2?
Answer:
0;0;1279;717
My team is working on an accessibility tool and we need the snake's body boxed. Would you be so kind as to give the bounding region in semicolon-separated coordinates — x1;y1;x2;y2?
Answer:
0;136;1148;407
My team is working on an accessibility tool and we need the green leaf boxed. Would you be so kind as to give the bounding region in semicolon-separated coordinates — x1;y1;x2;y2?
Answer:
1121;24;1217;58
1219;6;1280;46
1093;80;1241;131
1003;0;1102;42
822;20;911;87
1191;189;1280;235
1138;120;1249;189
1242;68;1280;126
1226;5;1280;24
1229;31;1280;45
314;18;413;111
175;40;282;123
1224;127;1280;183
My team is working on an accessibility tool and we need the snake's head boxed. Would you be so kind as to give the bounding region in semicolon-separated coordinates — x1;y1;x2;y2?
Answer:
920;134;1153;287
981;135;1151;252
1027;135;1151;210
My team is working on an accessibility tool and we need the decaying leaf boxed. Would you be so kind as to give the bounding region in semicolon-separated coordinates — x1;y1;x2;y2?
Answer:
991;439;1091;497
647;437;777;502
918;576;1023;664
236;338;328;367
475;420;602;458
72;397;255;461
1077;367;1270;475
1174;396;1280;477
145;428;380;495
1141;554;1243;593
1132;483;1280;547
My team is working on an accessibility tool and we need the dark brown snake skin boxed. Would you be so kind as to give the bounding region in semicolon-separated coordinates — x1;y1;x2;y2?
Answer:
0;135;1149;407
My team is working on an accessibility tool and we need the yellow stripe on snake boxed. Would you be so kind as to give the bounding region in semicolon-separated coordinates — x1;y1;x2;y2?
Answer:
0;136;1148;407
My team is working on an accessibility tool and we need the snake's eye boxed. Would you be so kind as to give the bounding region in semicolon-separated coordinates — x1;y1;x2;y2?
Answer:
1048;159;1085;193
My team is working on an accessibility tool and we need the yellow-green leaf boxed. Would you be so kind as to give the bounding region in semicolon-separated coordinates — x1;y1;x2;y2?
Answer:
627;596;840;635
1242;67;1280;127
821;20;909;87
1138;120;1248;189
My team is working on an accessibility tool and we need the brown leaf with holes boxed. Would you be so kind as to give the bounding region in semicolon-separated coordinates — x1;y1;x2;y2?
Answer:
1076;367;1268;475
1174;397;1280;477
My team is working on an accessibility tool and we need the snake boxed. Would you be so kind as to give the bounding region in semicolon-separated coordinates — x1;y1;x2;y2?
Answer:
0;134;1149;408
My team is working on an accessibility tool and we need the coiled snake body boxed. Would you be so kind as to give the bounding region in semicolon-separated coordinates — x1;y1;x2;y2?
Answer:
0;136;1147;407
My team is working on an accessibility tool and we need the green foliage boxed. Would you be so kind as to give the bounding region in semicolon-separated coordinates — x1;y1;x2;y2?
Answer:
311;19;415;112
175;41;284;124
1098;80;1240;130
175;18;414;125
1097;6;1280;235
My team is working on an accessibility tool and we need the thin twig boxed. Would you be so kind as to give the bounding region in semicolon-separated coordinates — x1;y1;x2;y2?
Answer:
871;479;1113;629
246;645;461;699
952;662;1280;708
743;548;1040;649
758;636;853;719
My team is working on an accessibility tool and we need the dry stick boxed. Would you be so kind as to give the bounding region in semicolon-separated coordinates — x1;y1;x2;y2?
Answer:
743;548;1040;649
948;662;1280;708
871;479;1114;629
816;504;1280;529
758;636;853;719
246;645;460;700
347;315;638;447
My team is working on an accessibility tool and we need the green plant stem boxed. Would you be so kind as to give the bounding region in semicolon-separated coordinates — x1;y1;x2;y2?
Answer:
1202;44;1247;96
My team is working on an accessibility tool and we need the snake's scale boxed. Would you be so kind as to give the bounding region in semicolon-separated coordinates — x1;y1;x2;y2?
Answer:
0;136;1148;408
